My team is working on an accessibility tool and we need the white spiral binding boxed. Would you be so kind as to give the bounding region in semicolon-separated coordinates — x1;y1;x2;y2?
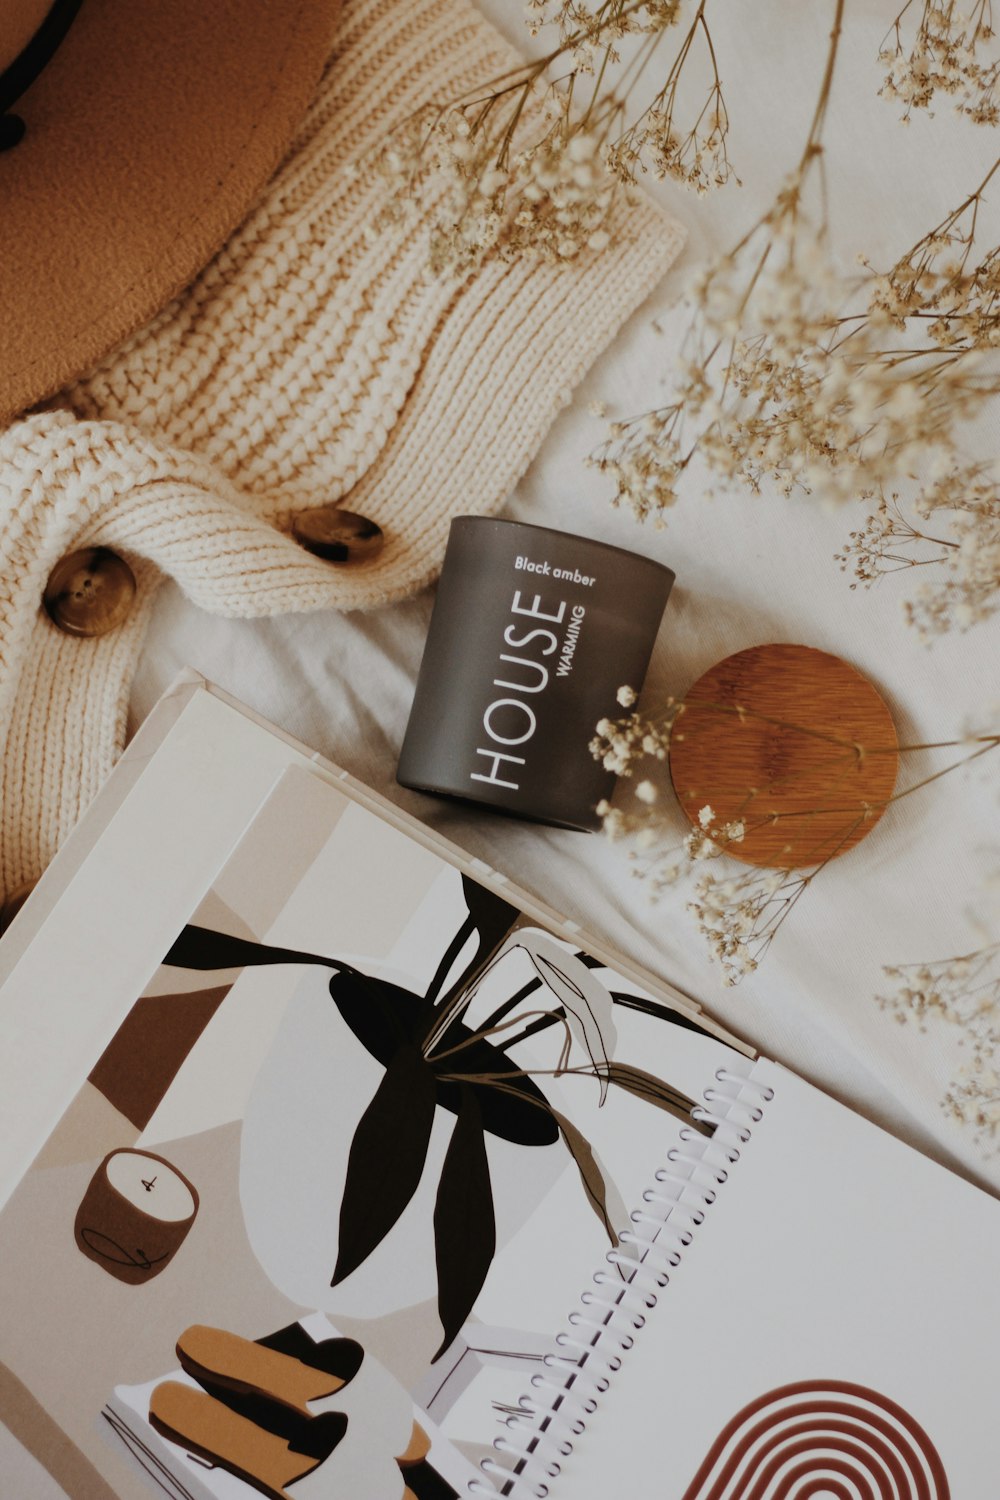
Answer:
466;1062;775;1497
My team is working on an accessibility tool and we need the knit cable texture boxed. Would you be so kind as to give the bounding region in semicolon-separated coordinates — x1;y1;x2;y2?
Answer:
0;0;684;898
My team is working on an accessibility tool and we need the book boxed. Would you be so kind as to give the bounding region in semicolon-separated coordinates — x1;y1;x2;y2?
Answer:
0;675;996;1500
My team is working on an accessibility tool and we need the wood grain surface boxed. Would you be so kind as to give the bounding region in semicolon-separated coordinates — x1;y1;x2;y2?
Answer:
669;643;899;869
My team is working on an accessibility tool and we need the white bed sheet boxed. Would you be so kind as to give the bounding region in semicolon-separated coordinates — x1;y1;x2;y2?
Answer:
130;0;1000;1200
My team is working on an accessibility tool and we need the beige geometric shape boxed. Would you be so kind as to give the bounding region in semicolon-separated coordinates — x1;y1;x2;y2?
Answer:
0;1360;119;1500
137;967;304;1147
141;961;243;999
212;771;350;940
142;890;256;999
190;888;260;943
268;797;444;960
34;1084;138;1171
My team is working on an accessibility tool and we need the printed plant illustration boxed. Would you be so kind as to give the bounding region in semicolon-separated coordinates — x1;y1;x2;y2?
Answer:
165;875;712;1360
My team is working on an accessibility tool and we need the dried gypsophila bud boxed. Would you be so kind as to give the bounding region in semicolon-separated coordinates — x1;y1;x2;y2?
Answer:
360;0;736;273
879;0;1000;126
593;151;1000;634
877;940;1000;1152
837;469;1000;637
592;693;1000;987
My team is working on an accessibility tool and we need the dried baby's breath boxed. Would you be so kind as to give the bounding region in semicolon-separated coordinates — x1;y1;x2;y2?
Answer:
595;174;1000;515
367;1;999;637
592;690;1000;985
687;865;808;986
364;101;618;274
879;943;1000;1149
836;467;1000;636
589;24;1000;636
879;1;1000;125
362;0;739;271
523;0;737;196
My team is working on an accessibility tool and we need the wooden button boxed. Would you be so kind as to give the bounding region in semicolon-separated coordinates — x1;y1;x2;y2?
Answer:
43;548;136;637
291;506;384;564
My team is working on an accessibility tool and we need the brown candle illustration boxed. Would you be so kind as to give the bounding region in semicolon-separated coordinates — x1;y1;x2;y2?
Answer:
74;1148;199;1284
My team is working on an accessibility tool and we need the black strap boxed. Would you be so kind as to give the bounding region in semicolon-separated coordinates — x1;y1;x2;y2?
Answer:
0;0;85;145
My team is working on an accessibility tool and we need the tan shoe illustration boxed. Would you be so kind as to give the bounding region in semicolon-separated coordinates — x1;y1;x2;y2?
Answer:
155;1325;451;1499
149;1381;333;1499
176;1324;349;1418
396;1421;431;1466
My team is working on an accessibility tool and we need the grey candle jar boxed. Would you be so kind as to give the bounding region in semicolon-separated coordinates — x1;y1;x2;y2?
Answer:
397;517;674;831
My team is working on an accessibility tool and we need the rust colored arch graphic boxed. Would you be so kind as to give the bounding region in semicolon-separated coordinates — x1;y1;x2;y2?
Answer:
680;1380;949;1500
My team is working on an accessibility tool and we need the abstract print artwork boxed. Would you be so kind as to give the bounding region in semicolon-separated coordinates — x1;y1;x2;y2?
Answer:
0;764;743;1500
164;871;714;1362
680;1380;950;1499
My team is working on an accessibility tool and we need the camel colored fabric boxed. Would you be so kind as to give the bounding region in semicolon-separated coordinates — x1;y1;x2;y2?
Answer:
0;0;684;900
1;1;51;71
0;0;342;420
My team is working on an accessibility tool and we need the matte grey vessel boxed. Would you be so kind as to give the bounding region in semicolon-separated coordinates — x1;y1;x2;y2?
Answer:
397;517;674;831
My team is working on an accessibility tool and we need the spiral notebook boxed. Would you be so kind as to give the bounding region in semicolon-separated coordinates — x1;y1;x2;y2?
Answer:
0;677;998;1500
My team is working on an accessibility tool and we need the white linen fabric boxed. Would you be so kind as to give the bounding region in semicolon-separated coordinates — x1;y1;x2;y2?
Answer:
131;1;999;1207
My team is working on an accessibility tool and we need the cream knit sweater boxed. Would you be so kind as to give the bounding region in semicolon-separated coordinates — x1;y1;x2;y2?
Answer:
0;0;683;900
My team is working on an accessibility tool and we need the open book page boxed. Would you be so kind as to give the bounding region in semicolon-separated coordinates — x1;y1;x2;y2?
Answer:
0;760;746;1500
547;1058;1000;1499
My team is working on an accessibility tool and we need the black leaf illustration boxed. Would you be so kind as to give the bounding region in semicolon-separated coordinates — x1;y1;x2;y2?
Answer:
331;1043;437;1287
429;876;520;1008
332;972;558;1146
608;987;719;1041
432;1086;496;1362
165;924;555;1146
607;1062;710;1134
164;925;335;974
165;926;407;1045
459;875;521;968
550;1108;625;1247
462;872;518;928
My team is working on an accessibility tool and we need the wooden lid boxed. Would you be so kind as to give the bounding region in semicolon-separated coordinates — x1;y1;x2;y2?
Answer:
669;643;899;869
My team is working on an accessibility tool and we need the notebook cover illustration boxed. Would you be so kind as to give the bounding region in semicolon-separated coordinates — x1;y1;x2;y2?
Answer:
0;764;742;1500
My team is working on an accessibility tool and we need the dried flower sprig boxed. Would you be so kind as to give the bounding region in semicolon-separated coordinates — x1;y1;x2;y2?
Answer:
603;0;738;196
595;156;1000;510
878;942;1000;1149
359;0;739;271
593;687;1000;984
835;467;1000;636
831;165;1000;632
688;860;810;986
360;88;618;274
590;36;1000;634
589;0;848;511
520;0;739;196
879;0;1000;125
